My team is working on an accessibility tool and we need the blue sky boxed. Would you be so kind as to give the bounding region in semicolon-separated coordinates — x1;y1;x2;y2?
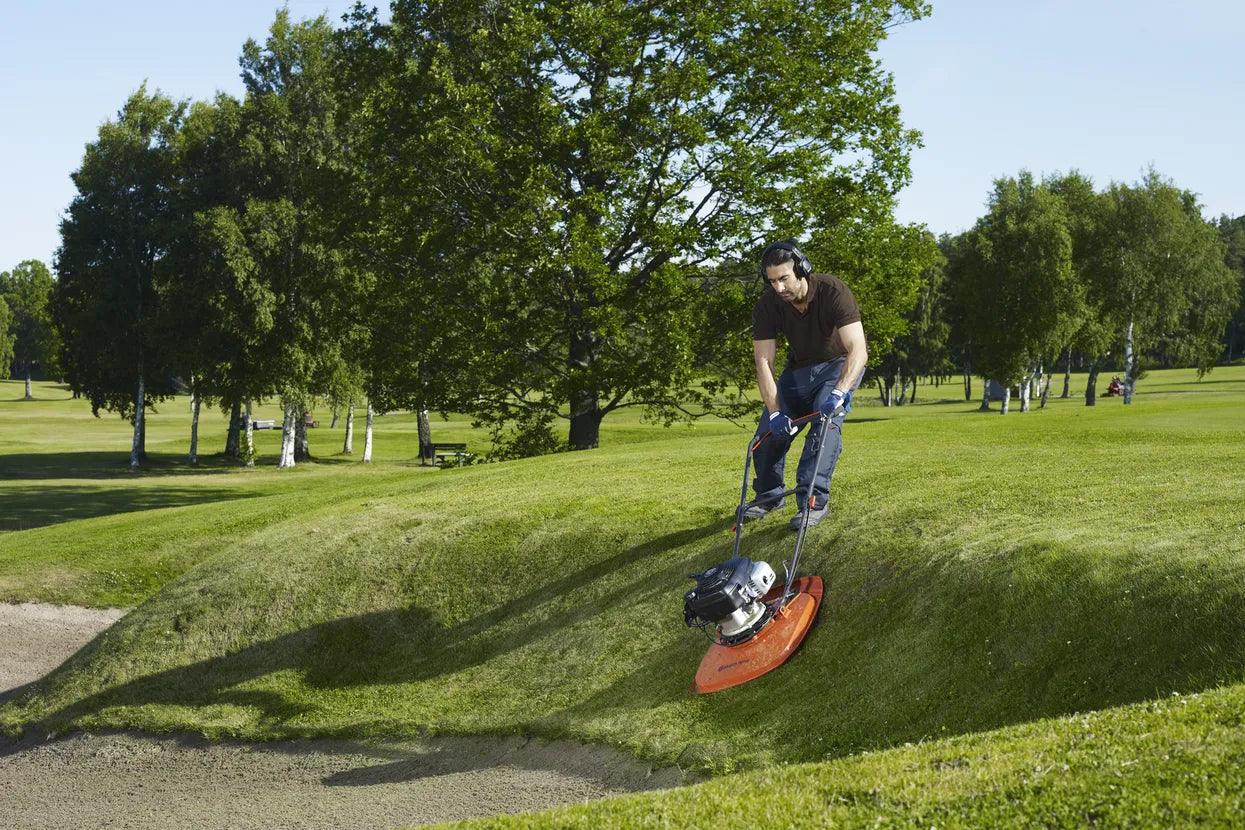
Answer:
878;1;1245;235
3;1;1243;270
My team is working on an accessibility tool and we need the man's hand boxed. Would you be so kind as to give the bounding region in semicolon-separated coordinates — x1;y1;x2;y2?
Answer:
821;389;848;417
768;411;797;437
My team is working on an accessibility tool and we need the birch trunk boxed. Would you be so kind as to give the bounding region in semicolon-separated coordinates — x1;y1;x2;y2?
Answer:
278;401;296;468
362;401;374;463
417;409;432;465
295;410;310;461
1061;347;1072;398
979;382;990;411
189;387;200;464
342;401;354;454
963;365;973;401
1123;319;1136;404
1019;371;1031;413
1000;385;1011;415
1085;360;1100;407
244;400;255;467
908;378;917;404
896;377;908;406
330;406;340;429
1040;369;1053;408
24;367;32;400
130;373;145;470
225;400;241;457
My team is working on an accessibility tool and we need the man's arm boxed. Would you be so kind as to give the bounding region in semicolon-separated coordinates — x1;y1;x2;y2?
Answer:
835;321;868;393
753;338;781;413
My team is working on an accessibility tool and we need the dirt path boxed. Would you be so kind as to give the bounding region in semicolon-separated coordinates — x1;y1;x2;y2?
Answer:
0;603;686;829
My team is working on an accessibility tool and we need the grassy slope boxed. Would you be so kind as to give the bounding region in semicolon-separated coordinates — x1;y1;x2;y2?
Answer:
2;371;1245;824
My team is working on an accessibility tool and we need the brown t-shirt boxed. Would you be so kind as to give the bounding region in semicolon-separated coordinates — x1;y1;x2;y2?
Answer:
752;274;862;368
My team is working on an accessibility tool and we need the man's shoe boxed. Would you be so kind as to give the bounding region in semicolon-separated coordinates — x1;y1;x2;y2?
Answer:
741;498;785;521
789;503;829;530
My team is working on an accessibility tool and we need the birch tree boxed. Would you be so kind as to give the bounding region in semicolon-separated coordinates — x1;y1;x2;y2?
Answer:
1218;215;1245;362
1091;172;1238;403
53;87;184;468
1;260;59;400
958;173;1077;414
0;298;14;377
163;95;280;463
236;12;360;467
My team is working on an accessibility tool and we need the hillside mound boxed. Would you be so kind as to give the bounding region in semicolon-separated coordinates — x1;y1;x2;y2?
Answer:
4;383;1244;776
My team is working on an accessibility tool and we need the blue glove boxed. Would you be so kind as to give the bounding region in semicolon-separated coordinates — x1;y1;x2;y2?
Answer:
821;388;849;417
768;411;797;437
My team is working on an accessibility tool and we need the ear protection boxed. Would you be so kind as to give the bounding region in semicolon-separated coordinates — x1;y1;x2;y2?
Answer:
760;240;813;282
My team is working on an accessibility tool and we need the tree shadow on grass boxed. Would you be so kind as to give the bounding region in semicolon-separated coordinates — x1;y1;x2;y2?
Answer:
0;451;353;481
0;483;258;531
13;520;730;738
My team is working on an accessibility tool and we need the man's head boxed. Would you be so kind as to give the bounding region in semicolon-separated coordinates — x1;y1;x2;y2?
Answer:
761;241;813;304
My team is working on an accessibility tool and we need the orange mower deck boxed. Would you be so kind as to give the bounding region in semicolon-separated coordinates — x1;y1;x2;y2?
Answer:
692;575;824;694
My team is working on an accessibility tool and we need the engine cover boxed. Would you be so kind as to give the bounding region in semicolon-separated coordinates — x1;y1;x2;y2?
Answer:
683;556;776;628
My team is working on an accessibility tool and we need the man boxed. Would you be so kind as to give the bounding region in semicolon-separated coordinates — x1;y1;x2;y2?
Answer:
746;240;868;529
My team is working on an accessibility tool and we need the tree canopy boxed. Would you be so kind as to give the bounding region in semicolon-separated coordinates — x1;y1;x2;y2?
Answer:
54;86;184;465
1;259;58;395
340;0;931;450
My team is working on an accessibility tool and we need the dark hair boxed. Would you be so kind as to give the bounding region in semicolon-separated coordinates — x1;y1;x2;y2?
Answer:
761;245;798;271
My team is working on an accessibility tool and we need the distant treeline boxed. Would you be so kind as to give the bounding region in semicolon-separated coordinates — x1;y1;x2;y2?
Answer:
870;171;1241;413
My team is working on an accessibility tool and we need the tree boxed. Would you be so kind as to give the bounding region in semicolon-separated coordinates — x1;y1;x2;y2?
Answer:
235;11;362;468
1091;172;1237;403
346;0;930;452
161;94;278;465
1215;214;1245;362
1;260;59;400
54;87;184;468
957;173;1077;414
0;297;14;377
1045;171;1104;405
864;234;948;405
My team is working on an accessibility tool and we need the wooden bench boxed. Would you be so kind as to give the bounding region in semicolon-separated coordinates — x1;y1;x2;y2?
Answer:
429;442;469;467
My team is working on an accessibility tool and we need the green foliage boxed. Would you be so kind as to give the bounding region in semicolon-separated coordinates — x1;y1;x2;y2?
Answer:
343;0;930;451
160;94;279;414
53;86;185;421
0;259;59;382
0;297;14;372
1092;172;1238;376
862;231;949;399
1218;214;1245;360
234;12;363;407
956;172;1078;386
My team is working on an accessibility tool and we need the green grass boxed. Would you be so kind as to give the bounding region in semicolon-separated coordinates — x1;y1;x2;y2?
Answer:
1;369;1244;826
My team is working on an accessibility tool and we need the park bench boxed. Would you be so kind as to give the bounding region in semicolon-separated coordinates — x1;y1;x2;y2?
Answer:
428;442;469;467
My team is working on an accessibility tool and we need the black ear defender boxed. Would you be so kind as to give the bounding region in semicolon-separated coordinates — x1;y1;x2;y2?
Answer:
760;240;813;281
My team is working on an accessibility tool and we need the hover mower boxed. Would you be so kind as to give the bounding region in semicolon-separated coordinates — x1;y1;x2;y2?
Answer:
683;411;833;694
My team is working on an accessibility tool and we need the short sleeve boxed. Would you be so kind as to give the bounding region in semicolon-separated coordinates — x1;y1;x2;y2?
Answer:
752;295;778;340
830;280;862;327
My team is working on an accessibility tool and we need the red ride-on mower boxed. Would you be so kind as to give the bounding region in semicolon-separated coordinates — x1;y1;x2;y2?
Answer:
682;411;834;694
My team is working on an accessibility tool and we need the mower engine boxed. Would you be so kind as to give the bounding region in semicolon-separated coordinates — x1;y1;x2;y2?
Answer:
684;556;777;645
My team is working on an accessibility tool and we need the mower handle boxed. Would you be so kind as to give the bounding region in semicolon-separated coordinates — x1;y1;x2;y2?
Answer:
749;408;842;452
